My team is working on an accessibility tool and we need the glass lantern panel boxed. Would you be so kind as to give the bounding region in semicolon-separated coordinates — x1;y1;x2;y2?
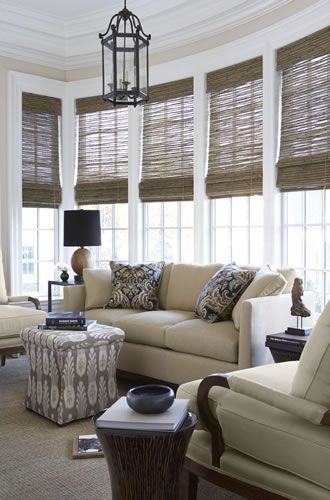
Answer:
103;40;114;97
116;34;136;95
139;39;148;97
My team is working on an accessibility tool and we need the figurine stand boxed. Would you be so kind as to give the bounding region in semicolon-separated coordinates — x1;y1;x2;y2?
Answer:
286;316;312;336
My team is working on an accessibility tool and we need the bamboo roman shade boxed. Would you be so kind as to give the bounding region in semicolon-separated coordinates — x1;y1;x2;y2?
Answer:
22;93;62;208
139;78;194;202
76;96;128;204
277;27;330;191
206;57;263;198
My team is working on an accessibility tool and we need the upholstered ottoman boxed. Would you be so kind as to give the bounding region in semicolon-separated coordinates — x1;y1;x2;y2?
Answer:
20;324;125;425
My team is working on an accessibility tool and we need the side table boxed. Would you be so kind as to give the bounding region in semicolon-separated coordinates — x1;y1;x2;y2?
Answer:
93;411;197;500
265;332;310;363
48;280;76;312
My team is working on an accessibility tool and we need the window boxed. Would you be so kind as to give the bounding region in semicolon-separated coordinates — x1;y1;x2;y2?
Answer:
283;190;330;313
212;196;263;265
80;204;128;267
22;208;58;296
143;201;194;262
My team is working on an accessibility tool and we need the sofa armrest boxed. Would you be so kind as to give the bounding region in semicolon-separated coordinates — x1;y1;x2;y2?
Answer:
63;285;86;312
238;291;314;369
8;295;41;310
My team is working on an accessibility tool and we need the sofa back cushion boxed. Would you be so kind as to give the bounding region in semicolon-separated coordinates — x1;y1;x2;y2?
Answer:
165;263;222;311
84;268;113;310
0;248;8;304
291;299;330;407
158;263;173;310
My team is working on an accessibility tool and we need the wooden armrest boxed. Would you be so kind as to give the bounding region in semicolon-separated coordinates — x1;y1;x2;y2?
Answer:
197;373;230;467
28;296;41;310
321;411;330;425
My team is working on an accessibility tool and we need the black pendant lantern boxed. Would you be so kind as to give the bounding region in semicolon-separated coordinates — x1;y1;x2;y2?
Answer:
99;0;151;106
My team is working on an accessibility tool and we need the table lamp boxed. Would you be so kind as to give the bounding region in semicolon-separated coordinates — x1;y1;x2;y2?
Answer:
64;210;101;283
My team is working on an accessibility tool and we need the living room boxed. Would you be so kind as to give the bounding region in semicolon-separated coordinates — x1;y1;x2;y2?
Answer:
0;0;329;499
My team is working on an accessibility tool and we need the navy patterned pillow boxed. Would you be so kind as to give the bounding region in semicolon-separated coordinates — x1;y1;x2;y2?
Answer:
195;264;256;323
104;261;165;311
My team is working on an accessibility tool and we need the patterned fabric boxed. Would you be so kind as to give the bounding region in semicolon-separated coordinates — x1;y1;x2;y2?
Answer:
20;324;124;425
195;264;256;323
104;261;165;311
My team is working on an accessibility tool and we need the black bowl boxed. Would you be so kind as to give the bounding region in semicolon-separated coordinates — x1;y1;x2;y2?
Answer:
126;384;175;414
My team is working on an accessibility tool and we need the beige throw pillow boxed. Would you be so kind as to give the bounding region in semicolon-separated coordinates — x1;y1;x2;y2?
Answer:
0;248;8;304
83;268;113;310
232;265;287;330
291;300;330;407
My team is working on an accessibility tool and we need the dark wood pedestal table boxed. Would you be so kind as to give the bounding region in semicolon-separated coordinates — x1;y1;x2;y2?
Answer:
93;411;197;500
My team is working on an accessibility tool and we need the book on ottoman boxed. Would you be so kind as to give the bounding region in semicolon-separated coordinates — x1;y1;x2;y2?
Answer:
96;397;189;432
46;311;86;326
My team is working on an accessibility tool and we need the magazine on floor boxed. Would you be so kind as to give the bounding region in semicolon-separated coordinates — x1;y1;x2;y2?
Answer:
72;434;104;459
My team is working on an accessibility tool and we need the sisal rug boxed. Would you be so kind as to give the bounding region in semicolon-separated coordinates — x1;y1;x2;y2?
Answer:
0;356;246;500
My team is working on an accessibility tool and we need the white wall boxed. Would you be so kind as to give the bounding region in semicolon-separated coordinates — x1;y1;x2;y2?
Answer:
2;0;329;293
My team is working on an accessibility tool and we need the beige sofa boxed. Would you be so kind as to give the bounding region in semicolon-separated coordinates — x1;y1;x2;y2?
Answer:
63;263;314;385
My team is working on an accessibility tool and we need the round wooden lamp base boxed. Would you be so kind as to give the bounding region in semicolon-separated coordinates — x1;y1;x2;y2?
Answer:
71;247;94;278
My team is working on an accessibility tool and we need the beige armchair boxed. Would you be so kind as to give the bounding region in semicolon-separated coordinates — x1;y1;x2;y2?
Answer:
0;248;46;365
178;301;330;500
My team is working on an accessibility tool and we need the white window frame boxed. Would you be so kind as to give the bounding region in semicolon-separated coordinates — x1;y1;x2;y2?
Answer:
211;196;264;265
22;207;60;296
143;201;194;263
282;190;329;312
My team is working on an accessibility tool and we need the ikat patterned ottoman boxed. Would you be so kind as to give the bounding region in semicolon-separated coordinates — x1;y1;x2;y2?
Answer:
20;324;125;425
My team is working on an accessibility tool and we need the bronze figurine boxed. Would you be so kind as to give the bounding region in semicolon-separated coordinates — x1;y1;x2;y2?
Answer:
290;277;311;318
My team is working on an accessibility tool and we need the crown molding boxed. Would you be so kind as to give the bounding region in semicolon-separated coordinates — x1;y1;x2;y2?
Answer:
0;0;327;71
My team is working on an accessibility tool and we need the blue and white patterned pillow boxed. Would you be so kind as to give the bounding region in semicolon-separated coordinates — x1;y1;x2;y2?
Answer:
195;264;256;323
104;261;165;311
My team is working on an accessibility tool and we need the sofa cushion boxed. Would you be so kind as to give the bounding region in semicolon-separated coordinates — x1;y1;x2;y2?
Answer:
232;265;287;329
0;305;46;338
86;308;142;326
113;310;195;348
83;268;113;310
166;319;238;363
0;248;8;304
291;300;330;407
165;263;222;311
104;261;165;311
195;264;256;323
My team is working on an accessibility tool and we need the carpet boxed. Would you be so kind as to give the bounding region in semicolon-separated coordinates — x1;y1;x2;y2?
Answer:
0;356;246;500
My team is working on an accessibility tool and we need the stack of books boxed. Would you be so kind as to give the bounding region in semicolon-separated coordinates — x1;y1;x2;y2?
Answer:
96;397;190;432
38;312;97;331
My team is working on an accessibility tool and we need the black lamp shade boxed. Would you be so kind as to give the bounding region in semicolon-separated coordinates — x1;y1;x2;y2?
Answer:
64;210;101;247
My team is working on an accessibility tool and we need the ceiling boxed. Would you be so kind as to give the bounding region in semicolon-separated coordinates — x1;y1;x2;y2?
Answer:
0;0;321;70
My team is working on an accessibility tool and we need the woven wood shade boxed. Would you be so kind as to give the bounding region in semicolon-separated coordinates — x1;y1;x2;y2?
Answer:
139;78;194;202
206;57;263;198
277;29;330;192
76;96;128;204
22;93;62;208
